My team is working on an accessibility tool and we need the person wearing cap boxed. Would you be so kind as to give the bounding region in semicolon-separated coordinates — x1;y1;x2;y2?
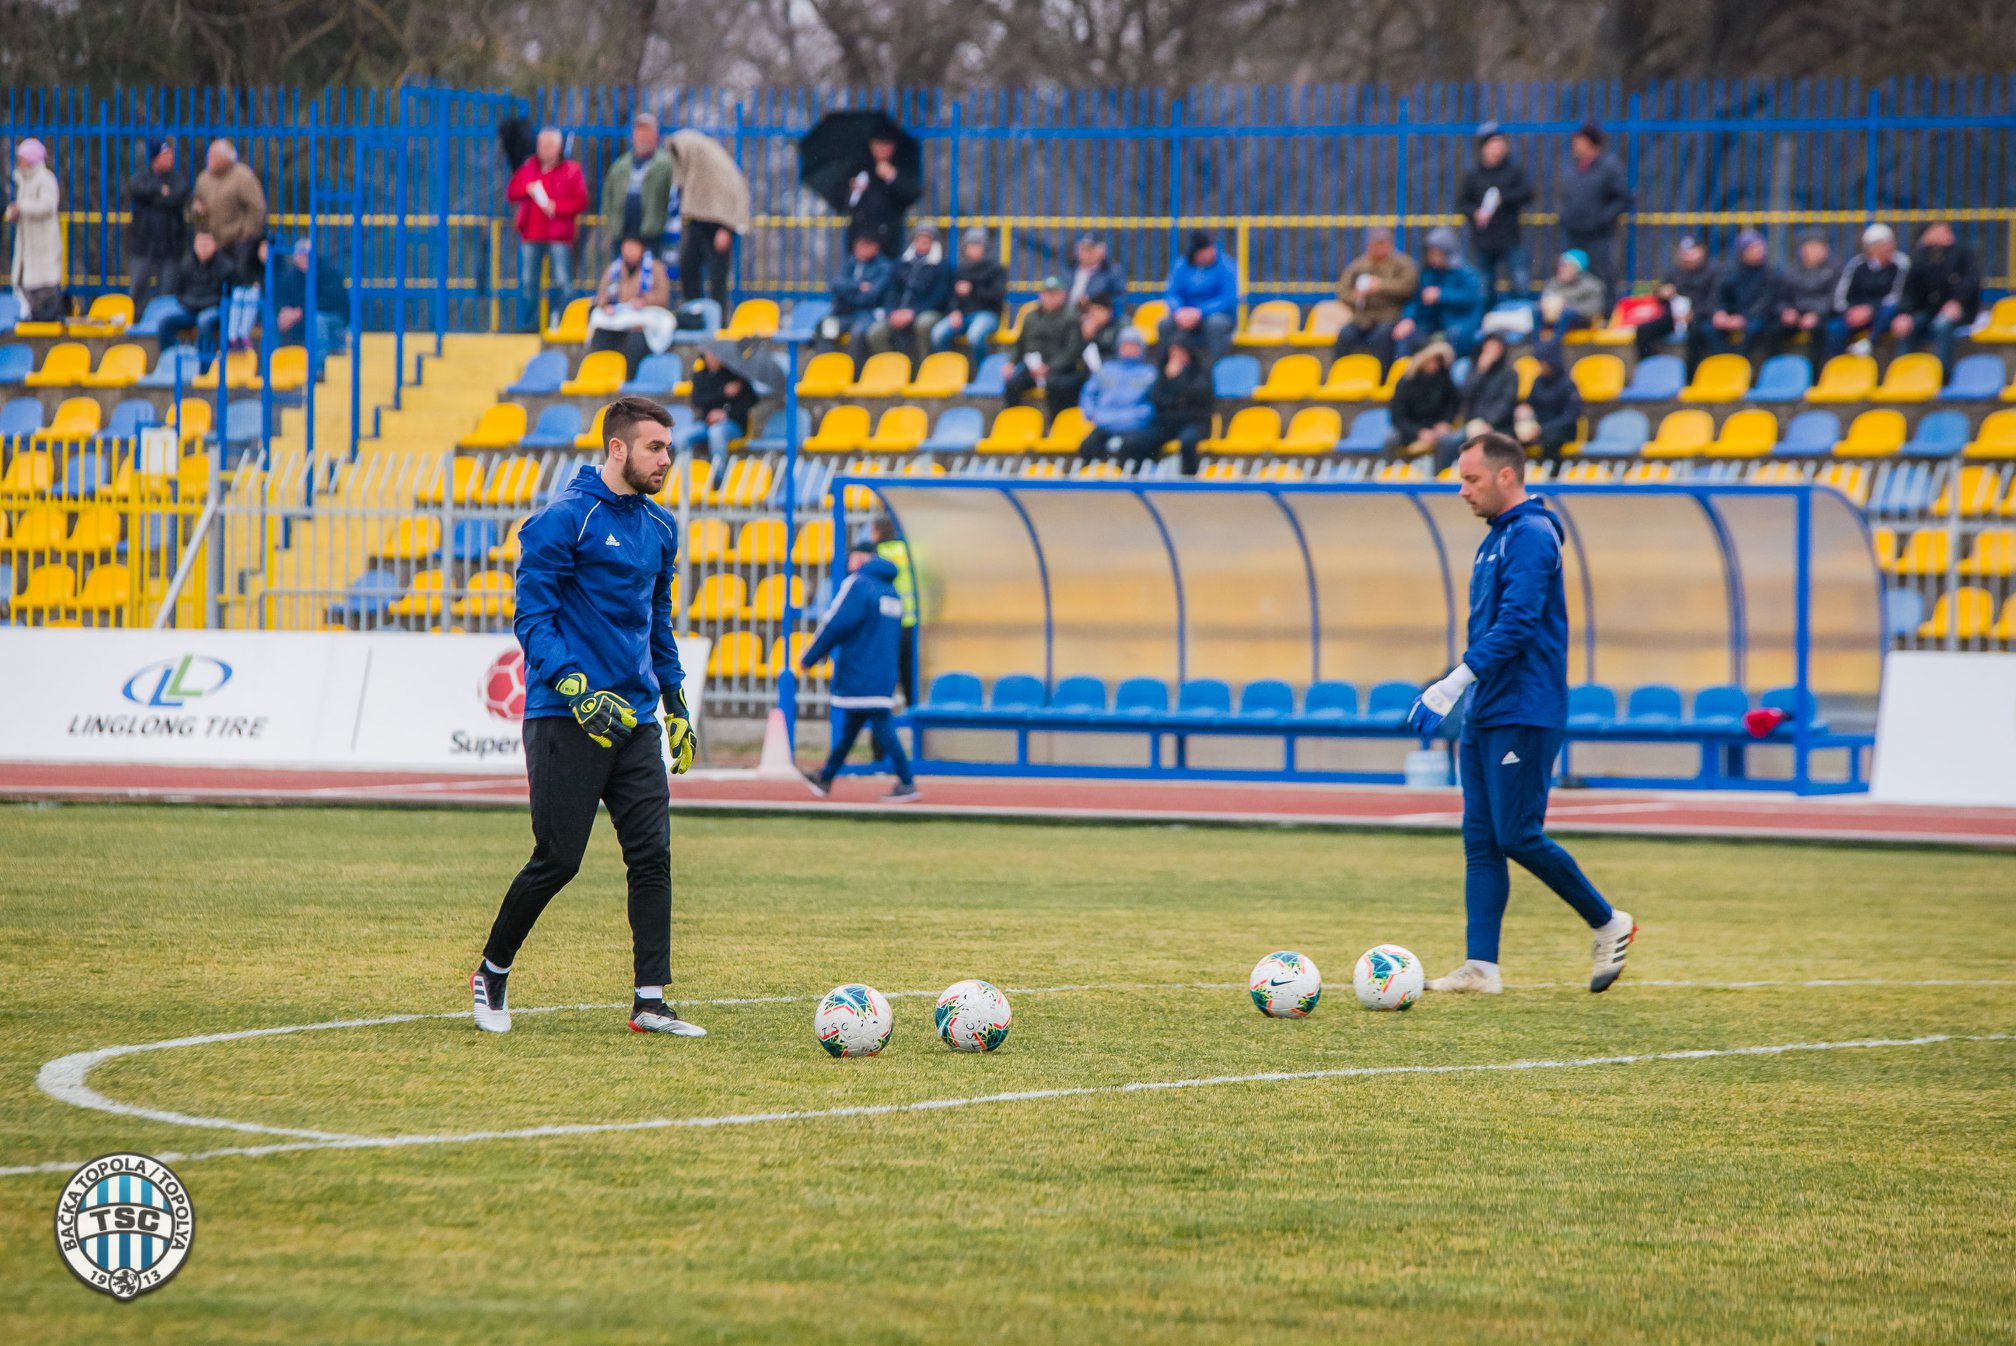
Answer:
1067;235;1127;313
1076;326;1157;463
848;132;920;259
799;540;918;804
189;138;267;285
1826;223;1909;359
1536;248;1606;343
1332;226;1418;366
1456;122;1534;297
663;126;749;311
867;220;952;361
1894;221;1979;373
507;127;589;333
1772;231;1840;374
1704;229;1779;363
270;235;348;349
8;139;62;315
1635;235;1720;363
931;226;1006;353
824;229;894;350
1556;121;1633;296
1158;230;1238;361
1003;274;1084;415
597;112;674;262
125;137;189;309
1393;227;1484;356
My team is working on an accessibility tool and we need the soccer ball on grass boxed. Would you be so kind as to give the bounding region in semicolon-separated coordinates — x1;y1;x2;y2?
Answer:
1249;951;1321;1018
815;984;894;1057
1353;944;1424;1011
935;979;1012;1052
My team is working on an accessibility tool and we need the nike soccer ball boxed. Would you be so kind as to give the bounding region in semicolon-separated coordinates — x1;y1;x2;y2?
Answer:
816;984;893;1057
935;979;1012;1052
1353;944;1424;1011
1249;951;1321;1018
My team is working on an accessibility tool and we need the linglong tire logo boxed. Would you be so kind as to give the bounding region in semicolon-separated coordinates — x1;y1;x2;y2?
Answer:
121;655;233;707
54;1153;195;1300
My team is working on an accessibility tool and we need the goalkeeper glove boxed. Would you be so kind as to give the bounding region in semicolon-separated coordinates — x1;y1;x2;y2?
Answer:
555;672;636;748
1406;664;1476;738
663;687;697;775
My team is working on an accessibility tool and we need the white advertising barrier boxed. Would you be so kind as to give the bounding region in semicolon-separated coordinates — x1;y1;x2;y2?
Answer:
0;629;710;773
1870;651;2016;806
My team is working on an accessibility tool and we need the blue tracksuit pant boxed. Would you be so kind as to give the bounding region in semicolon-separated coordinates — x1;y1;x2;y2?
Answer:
1460;724;1614;962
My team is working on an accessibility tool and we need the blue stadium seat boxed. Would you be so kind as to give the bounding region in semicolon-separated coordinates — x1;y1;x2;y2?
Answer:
1114;676;1170;717
328;568;405;624
1624;684;1684;723
520;403;583;449
1941;353;2006;401
1583;409;1650;457
1778;410;1840;456
1901;410;1969;458
620;353;683;396
963;352;1009;398
0;560;13;604
990;674;1047;712
121;515;180;557
1690;684;1748;727
1;396;44;442
96;399;160;443
1362;680;1417;726
1301;680;1358;720
0;292;17;333
1172;677;1232;718
137;346;205;389
1748;355;1812;403
128;295;184;340
747;407;812;452
1884;587;1926;639
1567;683;1617;728
506;350;569;396
669;299;722;345
53;451;112;499
221;400;264;448
1049;675;1108;715
1869;462;1937;514
1761;685;1824;729
780;298;832;342
0;344;32;386
1238;679;1296;718
1618;355;1684;401
1212;356;1261;400
439;518;499;562
921;406;984;453
1338;408;1391;454
925;671;984;709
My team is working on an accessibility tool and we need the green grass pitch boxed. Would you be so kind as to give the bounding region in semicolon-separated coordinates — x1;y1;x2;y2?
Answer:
1;804;2011;1344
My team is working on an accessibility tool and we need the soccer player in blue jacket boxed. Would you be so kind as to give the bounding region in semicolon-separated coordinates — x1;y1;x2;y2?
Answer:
1408;432;1637;994
471;396;706;1037
799;541;919;803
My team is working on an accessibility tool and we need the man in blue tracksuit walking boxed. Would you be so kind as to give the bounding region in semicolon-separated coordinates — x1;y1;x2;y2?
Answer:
471;395;706;1038
1408;431;1637;994
799;541;918;803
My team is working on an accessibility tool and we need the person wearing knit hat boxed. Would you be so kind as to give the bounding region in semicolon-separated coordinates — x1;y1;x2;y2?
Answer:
1537;246;1606;342
1771;230;1839;374
1894;219;1980;374
931;225;1007;352
1703;227;1779;364
1826;221;1909;359
1156;228;1238;360
1457;120;1533;298
1391;225;1485;357
866;218;952;361
1559;120;1633;295
124;136;191;308
8;137;63;311
1067;233;1127;312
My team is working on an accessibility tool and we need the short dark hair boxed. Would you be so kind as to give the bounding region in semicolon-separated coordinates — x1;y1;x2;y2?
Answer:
1462;430;1525;478
603;395;673;448
869;515;896;543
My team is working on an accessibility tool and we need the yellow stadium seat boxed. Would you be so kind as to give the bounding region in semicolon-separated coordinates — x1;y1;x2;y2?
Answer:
1290;300;1351;347
1253;354;1322;402
1571;354;1627;403
996;301;1037;345
11;562;77;615
1234;300;1301;348
34;397;104;443
1932;465;2006;518
573;405;608;451
489;518;526;563
1253;461;1306;481
842;480;884;511
377;517;442;560
1203;407;1282;455
192;347;261;391
1623;462;1676;482
1964;409;2016;459
865;406;929;452
1995;597;2016;641
1515;355;1540;400
1279;407;1343;454
976;405;1044;454
416;456;482;506
1643;409;1715;458
845;351;911;398
1806;355;1877;403
1876;353;1942;402
706;459;774;508
175;452;212;499
461;403;528;450
72;562;132;616
1958;529;2016;577
483;457;540;506
771;631;829;680
1917;586;1996;640
1037;407;1092;453
805;405;872;453
796;350;854;398
386;570;448;618
1197;461;1240;480
1374;357;1409;402
1707;408;1778;457
732;519;788;565
560;349;627;397
25;342;92;388
1557;462;1615;483
546;298;591;345
0;450;55;494
1679;353;1752;403
170;398;212;444
792;519;835;566
686;518;731;565
1871;526;1899;570
267;347;309;393
1836;409;1906;457
1815;463;1869;506
79;343;148;388
1890;530;1951;575
69;294;134;333
707;630;766;678
1314;353;1383;401
1564;305;1634;346
1;505;66;552
1972;296;2016;343
1129;300;1168;339
66;505;121;553
452;570;515;620
748;573;808;621
718;298;780;339
903;351;967;398
687;574;749;620
105;461;173;499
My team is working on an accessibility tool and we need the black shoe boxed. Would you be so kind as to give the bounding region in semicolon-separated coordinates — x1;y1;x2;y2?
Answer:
629;998;707;1037
801;769;831;799
882;782;920;804
471;964;511;1033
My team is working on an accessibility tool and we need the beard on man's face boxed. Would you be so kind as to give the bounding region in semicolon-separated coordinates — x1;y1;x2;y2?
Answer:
620;453;665;494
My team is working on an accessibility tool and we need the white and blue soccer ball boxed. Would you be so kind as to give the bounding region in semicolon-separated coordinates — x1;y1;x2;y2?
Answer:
1353;944;1424;1011
935;979;1012;1052
1249;951;1321;1018
815;984;893;1057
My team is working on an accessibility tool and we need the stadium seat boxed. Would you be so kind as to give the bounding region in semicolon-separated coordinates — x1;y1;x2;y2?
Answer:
266;346;309;394
71;562;132;620
669;299;722;345
1278;407;1343;454
718;298;780;339
1290;300;1350;347
706;631;766;680
1253;354;1322;402
545;298;591;344
10;562;78;618
34;397;104;443
219;400;263;449
386;570;448;619
1957;529;2016;577
1049;675;1108;715
1818;461;1871;505
1624;685;1684;724
983;674;1045;713
1377;357;1411;401
993;301;1036;347
804;405;871;453
1;504;66;551
70;294;134;333
686;574;749;621
127;295;182;340
1129;301;1168;337
1917;586;1996;641
1337;408;1391;454
1212;355;1262;400
747;407;812;452
1975;296;2016;343
95;399;160;444
748;573;807;622
1836;409;1906;457
1580;409;1651;458
779;299;831;342
57;510;117;559
137;345;205;390
1315;353;1384;401
620;353;684;397
1679;353;1751;403
846;352;911;398
1889;530;1951;575
25;342;91;388
1113;676;1170;718
976;406;1044;454
864;405;929;452
1777;410;1840;456
904;351;968;398
1963;409;2016;459
685;518;731;564
328;568;404;625
708;459;775;508
1571;354;1626;403
1708;408;1777;457
1901;410;1970;458
192;347;261;391
417;459;484;507
1940;353;2004;401
1238;679;1296;718
921;406;985;453
792;519;835;567
560;349;627;397
52;451;113;500
0;344;32;385
1883;587;1925;639
376;517;442;560
452;570;515;620
1876;353;1941;402
732;519;788;565
459;403;527;450
1361;681;1417;727
484;458;540;506
1806;355;1877;403
1037;407;1092;454
1618;355;1684;401
1234;300;1300;348
520;403;582;449
925;672;984;710
1690;684;1748;727
962;352;1009;398
79;343;147;389
1202;407;1280;455
1749;355;1813;403
1567;684;1617;728
1643;409;1714;458
486;518;525;565
1932;465;2005;517
506;349;569;396
1300;680;1358;721
1171;677;1233;718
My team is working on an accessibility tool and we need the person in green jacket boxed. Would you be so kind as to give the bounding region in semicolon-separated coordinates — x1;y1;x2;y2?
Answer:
869;515;918;707
597;112;676;263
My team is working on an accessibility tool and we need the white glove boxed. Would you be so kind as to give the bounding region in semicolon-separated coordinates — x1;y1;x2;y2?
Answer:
1407;664;1477;737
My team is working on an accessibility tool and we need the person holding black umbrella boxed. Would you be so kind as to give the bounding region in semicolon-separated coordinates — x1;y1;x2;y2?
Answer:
849;131;920;259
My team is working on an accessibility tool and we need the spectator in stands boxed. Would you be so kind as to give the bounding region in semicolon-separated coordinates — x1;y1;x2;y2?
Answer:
1537;249;1605;343
1158;230;1238;361
1457;332;1520;442
867;221;951;361
1633;235;1718;364
190;138;266;284
1002;275;1082;415
1774;231;1839;374
598;112;674;262
680;346;757;460
1387;339;1461;459
220;236;265;352
1332;227;1417;367
507;127;588;334
822;230;894;350
931;226;1006;353
848;132;920;259
1076;327;1157;463
587;233;674;374
1827;223;1908;359
1557;121;1633;297
154;228;232;350
1894;221;1980;373
664;127;749;311
1457;122;1533;297
126;138;189;309
1702;229;1778;363
1515;341;1582;465
1066;235;1127;313
7;139;62;319
271;236;347;348
1393;228;1484;357
1119;337;1211;476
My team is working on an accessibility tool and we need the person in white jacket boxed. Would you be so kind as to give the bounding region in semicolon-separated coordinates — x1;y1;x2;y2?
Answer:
8;138;63;311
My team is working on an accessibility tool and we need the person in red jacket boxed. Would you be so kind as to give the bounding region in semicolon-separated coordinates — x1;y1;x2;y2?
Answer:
507;128;589;333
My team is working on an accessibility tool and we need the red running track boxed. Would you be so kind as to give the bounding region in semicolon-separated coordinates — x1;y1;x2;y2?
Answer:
1;762;2011;848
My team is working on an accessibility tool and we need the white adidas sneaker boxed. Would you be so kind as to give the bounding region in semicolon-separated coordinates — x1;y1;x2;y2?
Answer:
471;965;511;1033
1428;961;1503;994
1590;910;1636;993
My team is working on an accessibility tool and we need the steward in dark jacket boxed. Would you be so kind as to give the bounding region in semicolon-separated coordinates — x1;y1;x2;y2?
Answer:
126;139;190;306
1557;123;1633;291
1455;123;1533;294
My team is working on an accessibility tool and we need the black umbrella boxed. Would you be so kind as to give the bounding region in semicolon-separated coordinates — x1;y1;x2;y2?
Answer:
497;114;536;173
702;340;787;398
798;109;921;215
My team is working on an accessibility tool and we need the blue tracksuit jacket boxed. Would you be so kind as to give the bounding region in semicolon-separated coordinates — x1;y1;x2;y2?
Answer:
1460;497;1569;731
1161;257;1240;318
801;556;904;710
513;464;684;723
